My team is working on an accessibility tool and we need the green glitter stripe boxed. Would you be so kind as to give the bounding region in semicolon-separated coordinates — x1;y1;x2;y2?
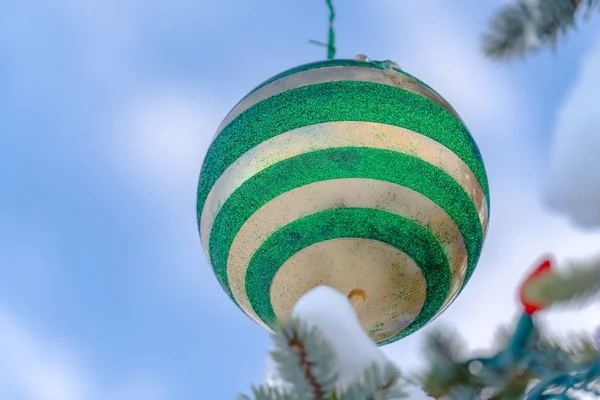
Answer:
207;148;483;307
245;208;451;343
197;81;489;218
246;59;438;97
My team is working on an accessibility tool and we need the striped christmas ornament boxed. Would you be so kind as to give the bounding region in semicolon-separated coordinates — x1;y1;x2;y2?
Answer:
197;58;490;345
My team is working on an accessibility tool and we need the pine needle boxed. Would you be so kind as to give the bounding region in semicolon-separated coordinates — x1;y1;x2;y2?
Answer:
270;318;338;400
524;255;600;308
482;0;599;60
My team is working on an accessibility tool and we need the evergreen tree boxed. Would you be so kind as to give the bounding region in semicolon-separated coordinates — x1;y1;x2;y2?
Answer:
237;287;417;400
417;256;600;399
416;318;599;399
483;0;600;60
239;257;600;400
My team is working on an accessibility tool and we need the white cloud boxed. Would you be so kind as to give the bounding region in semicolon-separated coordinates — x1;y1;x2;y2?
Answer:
0;310;87;400
114;1;535;204
545;33;600;229
372;1;533;142
113;88;222;198
0;308;168;400
0;0;252;95
110;87;237;301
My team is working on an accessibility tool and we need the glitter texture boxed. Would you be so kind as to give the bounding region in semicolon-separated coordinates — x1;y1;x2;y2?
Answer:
208;148;482;302
197;80;489;215
245;208;451;342
246;59;439;98
196;60;490;345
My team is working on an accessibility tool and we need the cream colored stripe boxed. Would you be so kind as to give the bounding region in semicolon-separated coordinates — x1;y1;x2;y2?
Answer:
269;239;427;344
226;179;468;329
211;65;461;143
200;121;488;255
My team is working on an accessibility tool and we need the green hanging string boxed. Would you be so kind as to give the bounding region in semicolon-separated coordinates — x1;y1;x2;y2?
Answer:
325;0;336;59
309;0;336;59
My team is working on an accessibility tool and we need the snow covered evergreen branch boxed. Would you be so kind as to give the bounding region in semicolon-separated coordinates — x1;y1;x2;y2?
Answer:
482;0;600;60
269;317;338;399
416;315;600;399
238;316;408;400
524;254;600;308
237;286;433;400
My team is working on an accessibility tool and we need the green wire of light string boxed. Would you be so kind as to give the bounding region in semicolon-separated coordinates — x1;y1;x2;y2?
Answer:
309;0;336;59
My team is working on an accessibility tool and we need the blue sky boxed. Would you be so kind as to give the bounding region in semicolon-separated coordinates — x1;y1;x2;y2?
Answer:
1;0;600;399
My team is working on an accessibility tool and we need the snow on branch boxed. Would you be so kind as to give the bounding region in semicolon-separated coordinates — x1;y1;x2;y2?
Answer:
238;286;433;400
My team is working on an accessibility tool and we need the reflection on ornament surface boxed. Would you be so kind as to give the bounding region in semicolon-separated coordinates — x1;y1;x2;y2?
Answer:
197;58;490;345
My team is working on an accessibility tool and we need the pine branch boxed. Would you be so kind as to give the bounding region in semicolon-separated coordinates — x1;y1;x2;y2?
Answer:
542;332;600;365
423;327;467;364
270;318;338;400
237;386;299;400
444;385;479;399
241;283;598;400
340;363;407;400
482;0;600;60
240;314;413;400
416;328;473;397
415;314;599;399
524;255;600;308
